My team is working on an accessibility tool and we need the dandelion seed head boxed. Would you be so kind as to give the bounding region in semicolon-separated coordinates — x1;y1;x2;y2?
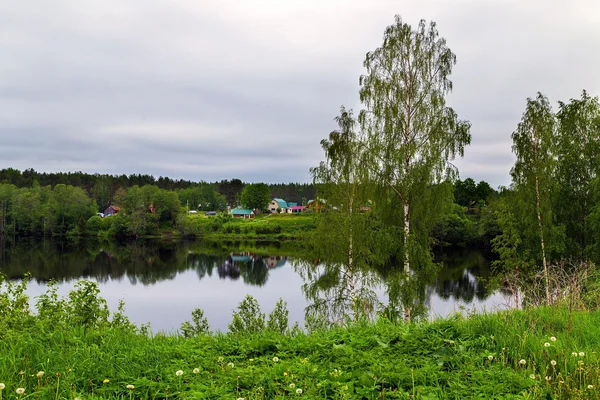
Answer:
572;352;578;356
545;376;551;381
296;388;303;395
550;336;557;342
126;384;135;390
227;362;234;368
519;359;526;365
579;352;585;357
544;342;550;348
16;388;25;395
487;355;493;360
0;383;5;390
289;383;295;389
237;398;245;400
588;385;594;390
36;371;44;378
273;357;279;362
217;356;224;362
176;370;183;376
529;374;536;380
551;360;557;366
193;368;200;374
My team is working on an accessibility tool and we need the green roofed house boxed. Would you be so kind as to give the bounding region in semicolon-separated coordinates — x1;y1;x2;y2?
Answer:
269;198;289;214
231;208;255;219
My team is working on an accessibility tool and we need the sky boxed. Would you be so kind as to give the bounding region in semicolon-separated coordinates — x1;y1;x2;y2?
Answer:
1;0;599;189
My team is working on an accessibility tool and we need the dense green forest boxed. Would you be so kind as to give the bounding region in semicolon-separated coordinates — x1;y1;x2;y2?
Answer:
0;168;316;207
0;168;497;244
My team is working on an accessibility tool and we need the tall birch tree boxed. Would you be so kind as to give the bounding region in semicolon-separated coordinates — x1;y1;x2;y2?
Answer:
510;92;560;303
308;107;390;324
357;16;471;319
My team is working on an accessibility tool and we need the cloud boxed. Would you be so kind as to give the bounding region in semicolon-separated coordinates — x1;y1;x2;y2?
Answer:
1;0;599;187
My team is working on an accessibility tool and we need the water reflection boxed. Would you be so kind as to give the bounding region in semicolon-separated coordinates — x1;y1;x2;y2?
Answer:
0;238;508;331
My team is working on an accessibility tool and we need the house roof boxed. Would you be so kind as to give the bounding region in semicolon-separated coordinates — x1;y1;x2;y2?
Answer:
108;205;121;211
231;208;254;215
273;198;288;208
288;202;298;207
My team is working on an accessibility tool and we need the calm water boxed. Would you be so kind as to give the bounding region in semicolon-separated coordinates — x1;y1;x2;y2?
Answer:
0;239;509;332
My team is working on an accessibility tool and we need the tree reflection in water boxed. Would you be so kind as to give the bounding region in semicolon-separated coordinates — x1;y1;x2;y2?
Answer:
0;238;503;324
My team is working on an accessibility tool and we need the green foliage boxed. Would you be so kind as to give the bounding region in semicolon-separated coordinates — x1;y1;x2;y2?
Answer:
65;280;110;330
180;308;211;337
3;275;600;399
267;298;289;334
555;91;600;261
228;294;266;335
240;183;271;211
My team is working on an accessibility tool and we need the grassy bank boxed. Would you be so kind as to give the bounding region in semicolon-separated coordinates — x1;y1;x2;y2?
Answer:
186;213;316;240
2;278;600;399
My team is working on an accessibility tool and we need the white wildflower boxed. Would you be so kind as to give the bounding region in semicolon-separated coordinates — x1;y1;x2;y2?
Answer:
176;370;183;376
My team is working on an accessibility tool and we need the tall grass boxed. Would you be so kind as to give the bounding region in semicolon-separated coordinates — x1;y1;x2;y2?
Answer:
1;275;600;399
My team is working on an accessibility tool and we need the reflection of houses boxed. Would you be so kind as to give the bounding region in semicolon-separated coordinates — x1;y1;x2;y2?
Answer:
269;198;289;213
231;208;255;219
103;205;120;216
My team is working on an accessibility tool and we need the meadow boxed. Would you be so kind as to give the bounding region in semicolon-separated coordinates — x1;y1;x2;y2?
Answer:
1;276;600;399
187;213;316;240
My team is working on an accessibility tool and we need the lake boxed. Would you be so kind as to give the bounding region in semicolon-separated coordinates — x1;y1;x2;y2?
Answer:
0;238;510;332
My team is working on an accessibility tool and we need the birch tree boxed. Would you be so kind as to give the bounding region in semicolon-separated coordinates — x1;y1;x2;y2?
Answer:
510;92;559;303
357;16;471;319
308;107;389;323
555;91;600;261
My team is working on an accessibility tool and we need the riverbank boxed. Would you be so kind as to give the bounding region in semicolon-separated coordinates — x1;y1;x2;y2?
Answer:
1;278;598;399
184;212;316;240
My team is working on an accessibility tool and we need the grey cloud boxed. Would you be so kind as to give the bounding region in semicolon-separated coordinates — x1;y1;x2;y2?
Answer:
1;0;599;187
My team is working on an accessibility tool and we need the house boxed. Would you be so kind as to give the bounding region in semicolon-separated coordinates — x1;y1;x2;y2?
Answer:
269;198;289;213
306;199;324;212
103;205;120;216
231;208;255;219
287;205;306;214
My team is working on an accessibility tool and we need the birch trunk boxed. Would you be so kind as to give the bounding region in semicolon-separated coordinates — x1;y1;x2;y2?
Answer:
535;174;550;303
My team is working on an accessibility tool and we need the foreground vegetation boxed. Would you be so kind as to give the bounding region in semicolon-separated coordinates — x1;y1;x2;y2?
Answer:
1;277;600;399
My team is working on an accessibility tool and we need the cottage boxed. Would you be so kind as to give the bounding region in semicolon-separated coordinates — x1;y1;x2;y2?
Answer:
231;208;255;219
103;205;120;216
269;198;288;214
287;205;306;214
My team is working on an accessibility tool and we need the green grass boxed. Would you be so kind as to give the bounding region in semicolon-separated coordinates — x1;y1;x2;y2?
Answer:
2;279;600;399
189;212;317;240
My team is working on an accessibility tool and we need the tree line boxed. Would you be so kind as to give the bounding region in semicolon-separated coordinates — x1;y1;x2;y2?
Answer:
491;91;600;303
0;169;316;208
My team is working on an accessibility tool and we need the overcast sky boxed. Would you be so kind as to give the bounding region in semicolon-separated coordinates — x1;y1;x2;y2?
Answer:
1;0;599;188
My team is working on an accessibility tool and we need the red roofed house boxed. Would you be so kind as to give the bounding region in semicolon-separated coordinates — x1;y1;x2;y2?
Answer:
104;205;121;216
287;205;306;214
